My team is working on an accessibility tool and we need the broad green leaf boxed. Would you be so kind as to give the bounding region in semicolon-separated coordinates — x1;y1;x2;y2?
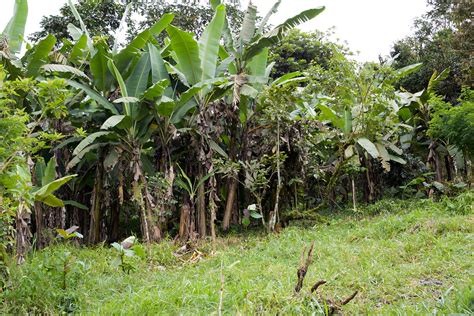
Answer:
170;99;197;124
257;0;281;35
317;104;343;130
42;158;57;187
271;7;325;35
432;181;445;192
357;138;379;159
250;211;262;219
376;143;390;161
67;143;105;170
90;42;112;92
73;131;111;156
427;69;449;95
67;0;94;54
199;4;226;82
2;0;28;55
35;175;77;199
101;115;127;130
56;229;69;238
67;23;83;41
243;7;324;61
114;13;174;73
66;79;119;115
35;159;46;185
343;109;352;135
26;34;56;77
113;97;139;104
108;59;131;116
272;71;303;86
155;96;175;117
111;242;122;252
265;62;275;78
243;37;277;62
147;44;172;96
389;154;407;165
247;48;268;78
112;3;131;54
167;25;202;86
239;2;257;49
63;200;88;210
165;61;190;87
394;63;422;79
241;84;259;98
39;194;65;208
388;143;403;155
143;79;168;100
126;51;151;98
42;64;89;80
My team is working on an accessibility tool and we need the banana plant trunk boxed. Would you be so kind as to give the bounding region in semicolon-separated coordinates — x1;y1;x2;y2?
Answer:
15;201;31;264
197;168;207;238
88;160;103;244
427;140;442;182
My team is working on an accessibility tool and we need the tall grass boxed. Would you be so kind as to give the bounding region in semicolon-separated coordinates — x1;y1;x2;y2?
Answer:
1;192;473;314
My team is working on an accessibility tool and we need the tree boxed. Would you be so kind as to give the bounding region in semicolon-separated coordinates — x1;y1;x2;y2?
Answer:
30;0;125;45
30;0;245;46
428;88;474;179
268;29;335;79
391;0;473;102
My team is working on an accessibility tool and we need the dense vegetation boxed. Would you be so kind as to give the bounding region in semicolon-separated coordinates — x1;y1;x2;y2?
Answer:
0;0;472;313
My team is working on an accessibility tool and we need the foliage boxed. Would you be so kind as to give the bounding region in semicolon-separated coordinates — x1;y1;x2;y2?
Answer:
29;0;125;45
268;29;338;79
0;0;472;293
391;0;473;101
428;88;474;155
129;2;245;41
110;236;145;274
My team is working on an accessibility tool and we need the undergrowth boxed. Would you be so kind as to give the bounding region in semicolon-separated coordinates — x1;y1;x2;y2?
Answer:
1;192;473;314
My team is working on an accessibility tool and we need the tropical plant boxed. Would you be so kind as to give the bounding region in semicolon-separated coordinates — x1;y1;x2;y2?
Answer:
111;236;145;273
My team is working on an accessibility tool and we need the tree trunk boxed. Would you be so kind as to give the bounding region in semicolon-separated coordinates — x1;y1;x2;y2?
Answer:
208;175;217;250
179;198;191;241
15;201;31;265
351;176;357;212
88;161;103;244
445;154;453;181
34;201;45;249
428;140;442;182
364;156;376;203
222;74;245;231
197;170;207;238
222;179;237;231
269;120;281;232
109;197;120;242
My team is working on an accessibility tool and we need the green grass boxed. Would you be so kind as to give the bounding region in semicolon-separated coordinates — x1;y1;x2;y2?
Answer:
1;193;473;315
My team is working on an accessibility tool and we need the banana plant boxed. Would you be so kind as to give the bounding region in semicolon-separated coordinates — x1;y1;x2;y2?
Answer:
63;2;219;243
301;58;417;204
164;4;232;239
1;0;28;56
396;69;450;182
210;0;325;230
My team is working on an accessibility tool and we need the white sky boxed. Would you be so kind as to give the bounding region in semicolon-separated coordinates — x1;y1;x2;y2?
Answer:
0;0;428;62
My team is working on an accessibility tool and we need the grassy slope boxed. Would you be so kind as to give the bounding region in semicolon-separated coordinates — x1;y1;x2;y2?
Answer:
1;195;473;315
